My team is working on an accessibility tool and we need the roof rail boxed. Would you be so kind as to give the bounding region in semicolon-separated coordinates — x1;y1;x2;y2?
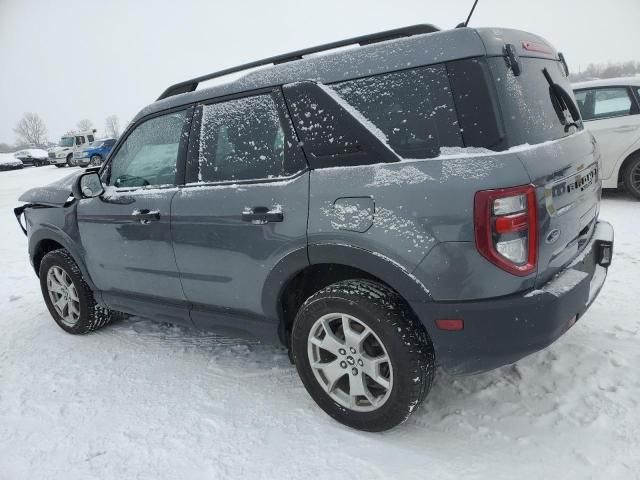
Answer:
157;24;439;100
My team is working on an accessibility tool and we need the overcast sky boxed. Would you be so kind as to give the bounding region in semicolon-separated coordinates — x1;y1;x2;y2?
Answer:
1;0;638;144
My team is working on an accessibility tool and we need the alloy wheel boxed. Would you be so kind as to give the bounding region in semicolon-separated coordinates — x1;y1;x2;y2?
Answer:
307;313;393;412
46;266;81;327
631;161;640;194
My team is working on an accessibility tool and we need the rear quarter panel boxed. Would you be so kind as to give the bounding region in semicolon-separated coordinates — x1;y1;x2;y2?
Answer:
307;152;534;301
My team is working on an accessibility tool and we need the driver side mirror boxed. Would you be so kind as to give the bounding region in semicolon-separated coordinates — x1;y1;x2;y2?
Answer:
72;171;104;199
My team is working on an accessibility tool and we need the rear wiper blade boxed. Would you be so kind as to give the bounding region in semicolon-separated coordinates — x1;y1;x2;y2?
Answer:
542;67;582;130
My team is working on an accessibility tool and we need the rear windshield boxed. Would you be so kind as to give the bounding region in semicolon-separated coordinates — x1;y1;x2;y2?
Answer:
487;57;582;146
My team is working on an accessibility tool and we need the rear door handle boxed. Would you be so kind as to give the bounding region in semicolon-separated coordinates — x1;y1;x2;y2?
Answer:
241;206;283;224
131;208;160;224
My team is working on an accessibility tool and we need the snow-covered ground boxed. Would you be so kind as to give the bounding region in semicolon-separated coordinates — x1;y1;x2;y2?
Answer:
1;164;639;479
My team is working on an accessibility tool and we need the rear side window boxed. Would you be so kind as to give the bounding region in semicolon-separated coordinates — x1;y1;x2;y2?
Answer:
196;92;304;183
488;57;580;146
446;57;504;150
575;87;634;120
331;65;463;159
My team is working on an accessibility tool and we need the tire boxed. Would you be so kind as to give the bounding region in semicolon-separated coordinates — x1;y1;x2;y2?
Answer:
622;154;640;200
39;249;120;334
55;163;65;168
291;279;435;432
66;153;74;167
90;154;102;167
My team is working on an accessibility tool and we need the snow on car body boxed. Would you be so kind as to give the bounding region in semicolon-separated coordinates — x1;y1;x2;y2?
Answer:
15;24;613;431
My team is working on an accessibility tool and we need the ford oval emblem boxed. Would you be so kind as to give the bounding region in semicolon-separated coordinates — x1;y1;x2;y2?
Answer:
546;229;561;244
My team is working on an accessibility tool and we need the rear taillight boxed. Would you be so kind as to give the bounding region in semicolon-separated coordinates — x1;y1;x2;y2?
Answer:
474;185;538;276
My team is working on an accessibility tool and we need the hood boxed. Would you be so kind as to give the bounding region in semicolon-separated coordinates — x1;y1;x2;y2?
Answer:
18;171;82;206
51;146;72;154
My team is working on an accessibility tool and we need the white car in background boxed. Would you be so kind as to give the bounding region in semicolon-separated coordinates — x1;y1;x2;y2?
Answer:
573;78;640;199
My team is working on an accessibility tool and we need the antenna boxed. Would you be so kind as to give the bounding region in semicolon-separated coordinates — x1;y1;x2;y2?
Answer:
456;0;479;28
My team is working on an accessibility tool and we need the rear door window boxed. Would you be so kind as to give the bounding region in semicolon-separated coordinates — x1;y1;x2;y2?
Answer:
195;92;305;183
575;87;634;120
331;65;463;159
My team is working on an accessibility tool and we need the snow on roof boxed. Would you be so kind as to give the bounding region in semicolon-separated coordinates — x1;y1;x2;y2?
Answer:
572;76;640;89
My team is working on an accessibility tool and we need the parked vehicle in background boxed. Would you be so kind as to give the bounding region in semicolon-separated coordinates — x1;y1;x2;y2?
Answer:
0;153;24;171
16;25;614;432
75;138;117;167
14;148;49;167
48;131;96;167
573;77;640;199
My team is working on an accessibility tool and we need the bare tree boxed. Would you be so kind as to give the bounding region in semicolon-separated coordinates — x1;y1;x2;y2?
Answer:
105;115;120;138
14;113;48;146
77;119;94;131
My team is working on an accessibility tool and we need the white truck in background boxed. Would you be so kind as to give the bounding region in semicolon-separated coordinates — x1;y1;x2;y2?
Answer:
48;130;97;167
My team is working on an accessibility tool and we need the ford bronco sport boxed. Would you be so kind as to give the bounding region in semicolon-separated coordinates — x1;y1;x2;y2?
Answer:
15;24;614;431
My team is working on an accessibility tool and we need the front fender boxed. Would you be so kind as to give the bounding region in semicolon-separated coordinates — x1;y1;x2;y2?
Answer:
27;215;98;294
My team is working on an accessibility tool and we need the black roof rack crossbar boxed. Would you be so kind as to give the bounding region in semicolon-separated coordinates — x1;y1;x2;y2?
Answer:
157;24;439;100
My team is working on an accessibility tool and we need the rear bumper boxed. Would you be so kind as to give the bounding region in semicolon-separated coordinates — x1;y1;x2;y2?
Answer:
412;220;614;375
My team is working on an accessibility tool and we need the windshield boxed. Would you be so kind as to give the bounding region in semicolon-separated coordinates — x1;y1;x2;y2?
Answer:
488;57;582;147
59;137;74;147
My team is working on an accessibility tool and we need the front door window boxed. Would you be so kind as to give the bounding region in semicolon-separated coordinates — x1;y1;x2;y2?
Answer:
107;110;187;188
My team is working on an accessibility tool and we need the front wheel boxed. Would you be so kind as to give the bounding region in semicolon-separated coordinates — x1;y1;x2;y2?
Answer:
623;154;640;200
66;153;74;167
39;249;121;334
55;163;65;168
90;154;102;167
291;279;435;431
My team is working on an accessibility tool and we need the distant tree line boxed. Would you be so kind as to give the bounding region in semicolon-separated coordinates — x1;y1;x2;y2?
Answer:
570;61;640;82
2;113;122;152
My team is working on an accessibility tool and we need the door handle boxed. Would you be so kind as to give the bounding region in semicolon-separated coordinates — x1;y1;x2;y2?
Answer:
131;208;160;224
241;206;283;224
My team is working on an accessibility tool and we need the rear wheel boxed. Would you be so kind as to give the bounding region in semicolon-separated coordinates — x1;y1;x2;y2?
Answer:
39;249;121;334
622;154;640;200
291;279;435;431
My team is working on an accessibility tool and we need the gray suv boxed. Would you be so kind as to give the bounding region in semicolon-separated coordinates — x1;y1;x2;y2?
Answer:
15;25;614;431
